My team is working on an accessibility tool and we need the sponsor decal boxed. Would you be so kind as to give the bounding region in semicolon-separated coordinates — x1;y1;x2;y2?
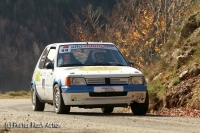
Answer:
63;46;69;48
94;86;123;92
35;70;41;81
102;86;115;92
79;66;121;71
71;45;104;49
59;44;117;53
65;67;76;70
42;79;45;89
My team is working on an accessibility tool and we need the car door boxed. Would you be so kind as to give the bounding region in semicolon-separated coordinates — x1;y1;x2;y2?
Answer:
34;47;49;100
43;47;56;101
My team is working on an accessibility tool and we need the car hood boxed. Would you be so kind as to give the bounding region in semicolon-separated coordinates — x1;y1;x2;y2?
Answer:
55;66;143;78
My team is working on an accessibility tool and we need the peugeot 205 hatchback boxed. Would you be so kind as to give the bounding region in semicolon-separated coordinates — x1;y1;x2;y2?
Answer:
31;42;149;115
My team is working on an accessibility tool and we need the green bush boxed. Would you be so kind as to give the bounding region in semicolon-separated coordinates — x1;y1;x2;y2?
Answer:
172;77;180;85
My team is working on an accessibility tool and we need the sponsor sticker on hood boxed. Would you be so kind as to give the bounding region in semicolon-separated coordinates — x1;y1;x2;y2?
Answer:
78;66;121;71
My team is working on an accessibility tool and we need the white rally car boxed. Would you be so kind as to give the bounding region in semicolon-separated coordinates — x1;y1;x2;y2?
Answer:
31;42;149;115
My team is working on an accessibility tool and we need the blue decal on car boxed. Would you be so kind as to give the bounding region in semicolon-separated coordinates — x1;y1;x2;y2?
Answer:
53;78;62;88
31;79;43;103
61;84;147;93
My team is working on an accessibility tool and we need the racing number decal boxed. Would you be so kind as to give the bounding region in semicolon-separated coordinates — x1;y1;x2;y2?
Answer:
42;79;45;89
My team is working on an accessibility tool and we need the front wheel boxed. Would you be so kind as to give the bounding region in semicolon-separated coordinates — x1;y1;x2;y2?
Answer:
31;85;45;111
131;91;149;115
101;107;114;114
53;84;70;114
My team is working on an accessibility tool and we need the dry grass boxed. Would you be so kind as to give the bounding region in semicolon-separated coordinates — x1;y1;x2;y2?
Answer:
0;90;31;99
0;129;7;133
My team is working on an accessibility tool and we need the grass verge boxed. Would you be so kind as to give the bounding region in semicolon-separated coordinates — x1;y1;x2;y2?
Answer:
0;90;31;98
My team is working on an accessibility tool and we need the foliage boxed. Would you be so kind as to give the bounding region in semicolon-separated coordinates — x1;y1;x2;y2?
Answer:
64;0;194;70
146;0;200;112
192;39;200;63
148;81;168;101
153;107;200;117
172;77;180;86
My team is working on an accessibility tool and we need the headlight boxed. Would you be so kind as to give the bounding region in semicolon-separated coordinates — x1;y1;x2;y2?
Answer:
71;78;86;85
128;76;144;84
65;77;86;86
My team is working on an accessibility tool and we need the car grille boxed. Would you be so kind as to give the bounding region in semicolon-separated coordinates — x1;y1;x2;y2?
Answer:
110;78;128;84
89;92;127;97
86;78;105;84
85;78;128;85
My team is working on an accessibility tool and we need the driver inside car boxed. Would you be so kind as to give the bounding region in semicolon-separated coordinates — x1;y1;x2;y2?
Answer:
58;53;82;66
63;54;71;64
94;52;105;63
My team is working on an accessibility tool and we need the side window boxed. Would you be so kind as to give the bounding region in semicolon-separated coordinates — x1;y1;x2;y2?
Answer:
38;48;49;69
44;47;56;67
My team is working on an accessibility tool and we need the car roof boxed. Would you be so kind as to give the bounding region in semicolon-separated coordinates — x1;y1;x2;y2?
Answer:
46;42;115;47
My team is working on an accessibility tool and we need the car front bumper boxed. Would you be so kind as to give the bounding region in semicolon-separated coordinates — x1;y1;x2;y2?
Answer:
61;84;147;106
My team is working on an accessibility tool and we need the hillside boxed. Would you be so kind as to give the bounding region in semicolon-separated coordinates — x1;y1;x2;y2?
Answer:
147;11;200;115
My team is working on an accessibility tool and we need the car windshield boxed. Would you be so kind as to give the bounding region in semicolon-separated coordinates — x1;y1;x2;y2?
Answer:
57;44;129;67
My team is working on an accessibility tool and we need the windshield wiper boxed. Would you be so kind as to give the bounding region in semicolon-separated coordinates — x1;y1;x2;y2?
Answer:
59;63;84;67
115;63;126;66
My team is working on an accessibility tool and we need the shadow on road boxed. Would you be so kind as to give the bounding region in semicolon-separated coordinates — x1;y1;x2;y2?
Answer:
59;112;171;117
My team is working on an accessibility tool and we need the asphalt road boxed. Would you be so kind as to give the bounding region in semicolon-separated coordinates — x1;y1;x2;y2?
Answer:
0;99;200;133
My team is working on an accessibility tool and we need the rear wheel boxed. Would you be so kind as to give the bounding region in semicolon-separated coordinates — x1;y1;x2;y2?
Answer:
101;107;114;114
131;91;149;115
31;85;45;111
53;84;70;114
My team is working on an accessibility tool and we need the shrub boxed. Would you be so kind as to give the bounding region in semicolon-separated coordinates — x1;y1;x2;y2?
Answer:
172;77;180;85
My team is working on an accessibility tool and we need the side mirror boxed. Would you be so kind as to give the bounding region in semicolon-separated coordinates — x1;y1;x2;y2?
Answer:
45;62;54;69
128;61;134;67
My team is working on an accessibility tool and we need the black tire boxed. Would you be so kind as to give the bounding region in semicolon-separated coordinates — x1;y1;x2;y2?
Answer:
31;85;45;111
131;91;149;115
101;107;114;114
53;84;70;114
